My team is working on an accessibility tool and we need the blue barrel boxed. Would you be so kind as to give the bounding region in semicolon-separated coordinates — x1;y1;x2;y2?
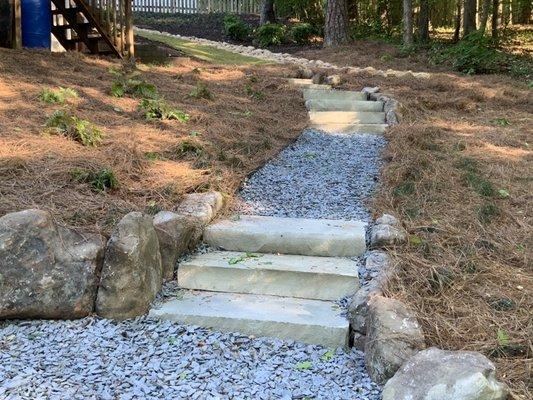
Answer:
21;0;52;49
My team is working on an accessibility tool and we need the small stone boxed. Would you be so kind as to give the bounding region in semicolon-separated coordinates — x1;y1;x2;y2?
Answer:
382;348;508;400
362;87;380;94
324;75;341;86
370;224;407;248
375;214;399;226
365;296;425;384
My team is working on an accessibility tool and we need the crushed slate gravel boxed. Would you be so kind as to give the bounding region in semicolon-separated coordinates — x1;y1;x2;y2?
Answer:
236;129;387;222
0;318;381;400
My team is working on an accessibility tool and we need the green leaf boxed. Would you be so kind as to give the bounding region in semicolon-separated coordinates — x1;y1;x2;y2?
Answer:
409;235;423;246
497;329;509;346
497;189;510;198
320;350;335;362
295;361;313;371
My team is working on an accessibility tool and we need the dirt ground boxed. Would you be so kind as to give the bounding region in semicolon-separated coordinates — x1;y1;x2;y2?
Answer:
321;59;531;398
0;41;307;235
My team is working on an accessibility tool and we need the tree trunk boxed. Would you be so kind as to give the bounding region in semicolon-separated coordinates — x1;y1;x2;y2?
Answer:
463;0;477;36
479;0;491;33
260;0;276;25
324;0;349;47
418;0;430;42
492;0;499;39
454;0;462;41
403;0;413;45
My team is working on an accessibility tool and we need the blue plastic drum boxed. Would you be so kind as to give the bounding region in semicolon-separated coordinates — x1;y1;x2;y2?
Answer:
21;0;52;49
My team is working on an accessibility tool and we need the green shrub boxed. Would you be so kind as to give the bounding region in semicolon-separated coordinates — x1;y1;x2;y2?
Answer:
189;82;213;100
38;87;78;104
70;167;118;192
175;139;204;158
223;15;251;41
139;98;190;122
109;67;158;99
254;23;286;47
290;23;315;44
45;110;103;147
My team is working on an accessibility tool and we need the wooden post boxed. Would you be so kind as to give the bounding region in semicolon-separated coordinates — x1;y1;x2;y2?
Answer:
124;0;134;58
13;0;21;49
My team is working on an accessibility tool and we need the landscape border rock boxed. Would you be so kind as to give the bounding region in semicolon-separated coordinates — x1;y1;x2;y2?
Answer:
370;213;407;248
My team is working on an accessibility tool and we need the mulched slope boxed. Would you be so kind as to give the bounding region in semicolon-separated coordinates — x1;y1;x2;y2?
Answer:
0;46;307;235
332;68;531;398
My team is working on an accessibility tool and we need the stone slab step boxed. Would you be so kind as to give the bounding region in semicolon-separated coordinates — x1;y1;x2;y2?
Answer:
309;111;386;125
204;215;366;257
149;291;349;347
310;123;388;134
178;251;360;301
306;99;384;112
303;89;367;102
287;78;331;90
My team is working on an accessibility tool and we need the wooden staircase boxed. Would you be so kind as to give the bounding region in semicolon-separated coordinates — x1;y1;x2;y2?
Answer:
51;0;133;58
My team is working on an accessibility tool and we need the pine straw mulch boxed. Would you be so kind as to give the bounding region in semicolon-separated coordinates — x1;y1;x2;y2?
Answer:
329;67;531;398
0;46;307;235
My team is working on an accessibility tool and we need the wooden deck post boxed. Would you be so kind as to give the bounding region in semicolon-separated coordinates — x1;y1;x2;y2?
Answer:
13;0;21;49
124;0;134;58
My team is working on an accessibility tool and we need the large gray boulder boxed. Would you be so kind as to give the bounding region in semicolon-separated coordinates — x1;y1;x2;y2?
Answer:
0;209;105;319
383;347;508;400
153;211;201;281
96;212;162;319
365;296;425;384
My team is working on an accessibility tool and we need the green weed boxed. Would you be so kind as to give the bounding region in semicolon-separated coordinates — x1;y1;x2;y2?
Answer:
189;82;213;100
45;110;103;147
38;87;78;104
477;203;500;223
175;139;204;158
109;67;158;99
70;167;118;192
139;98;189;121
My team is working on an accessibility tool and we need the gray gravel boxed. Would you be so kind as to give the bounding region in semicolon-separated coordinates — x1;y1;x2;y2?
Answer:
237;130;386;222
0;318;381;400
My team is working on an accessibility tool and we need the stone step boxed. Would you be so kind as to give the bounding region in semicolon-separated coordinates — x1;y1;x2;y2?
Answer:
149;291;349;347
306;99;384;112
310;123;388;134
287;78;331;90
309;111;386;125
178;251;360;301
204;215;366;257
303;89;367;102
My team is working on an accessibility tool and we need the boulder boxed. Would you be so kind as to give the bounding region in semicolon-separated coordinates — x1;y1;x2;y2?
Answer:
324;74;342;86
365;296;425;384
296;66;314;79
370;224;407;248
382;347;508;400
0;209;105;319
375;213;399;226
176;191;223;224
153;211;202;281
96;212;162;319
312;72;324;84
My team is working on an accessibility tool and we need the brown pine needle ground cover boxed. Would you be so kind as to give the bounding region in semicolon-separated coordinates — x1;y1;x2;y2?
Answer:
0;44;307;235
316;54;531;397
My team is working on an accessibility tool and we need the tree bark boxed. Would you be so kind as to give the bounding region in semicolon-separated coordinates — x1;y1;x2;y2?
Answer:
479;0;491;33
324;0;349;47
403;0;413;45
260;0;276;25
454;0;462;41
463;0;477;36
492;0;499;39
418;0;430;42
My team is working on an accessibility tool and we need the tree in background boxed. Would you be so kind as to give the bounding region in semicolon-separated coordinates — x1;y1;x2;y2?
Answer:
418;0;430;42
260;0;276;25
463;0;478;35
324;0;349;46
403;0;414;45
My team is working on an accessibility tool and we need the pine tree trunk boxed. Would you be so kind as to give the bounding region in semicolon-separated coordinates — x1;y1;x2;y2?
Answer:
479;0;491;33
324;0;349;46
463;0;478;36
418;0;430;42
492;0;499;39
259;0;276;25
403;0;413;45
454;0;462;41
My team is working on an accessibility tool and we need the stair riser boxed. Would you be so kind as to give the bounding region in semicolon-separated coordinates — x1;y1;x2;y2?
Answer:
309;112;386;124
287;79;331;90
178;265;359;301
303;90;367;102
310;123;388;134
306;99;384;112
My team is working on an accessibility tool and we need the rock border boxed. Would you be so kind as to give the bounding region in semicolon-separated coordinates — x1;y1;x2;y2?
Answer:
0;191;224;320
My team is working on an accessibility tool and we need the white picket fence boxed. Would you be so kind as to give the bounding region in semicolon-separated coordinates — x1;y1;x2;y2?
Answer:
133;0;259;14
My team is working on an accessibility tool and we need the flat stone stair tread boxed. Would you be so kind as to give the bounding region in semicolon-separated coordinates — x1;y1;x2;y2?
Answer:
310;123;388;134
204;215;366;257
306;99;384;112
303;89;367;102
309;111;386;124
149;291;349;347
178;251;360;301
287;78;331;90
